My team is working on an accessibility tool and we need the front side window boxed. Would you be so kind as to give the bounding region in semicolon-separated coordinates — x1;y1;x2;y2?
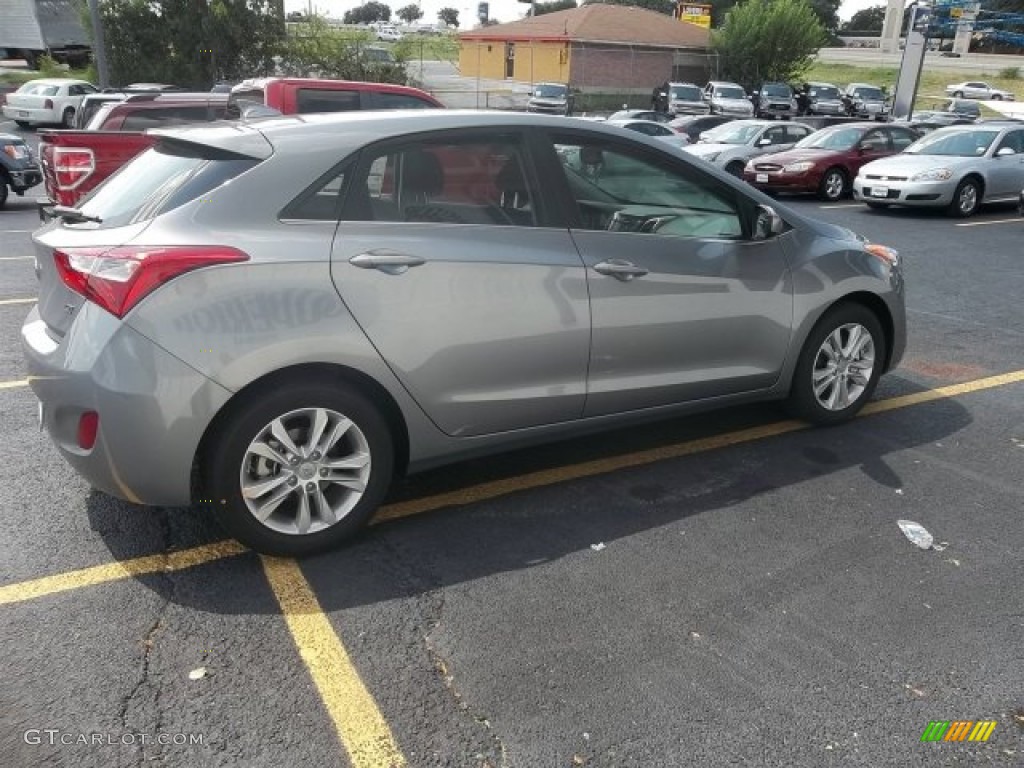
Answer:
860;130;890;151
889;128;917;150
996;130;1024;154
342;135;538;227
552;135;743;239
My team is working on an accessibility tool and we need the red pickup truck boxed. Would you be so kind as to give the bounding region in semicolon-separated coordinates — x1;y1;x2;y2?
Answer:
38;78;444;207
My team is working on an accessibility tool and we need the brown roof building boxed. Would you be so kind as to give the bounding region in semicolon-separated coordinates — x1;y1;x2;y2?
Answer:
458;5;713;92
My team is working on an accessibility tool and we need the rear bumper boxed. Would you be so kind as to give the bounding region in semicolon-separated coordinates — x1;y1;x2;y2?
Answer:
1;105;58;124
21;304;233;506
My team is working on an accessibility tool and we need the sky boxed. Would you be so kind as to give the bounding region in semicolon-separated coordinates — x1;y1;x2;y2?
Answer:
285;0;888;29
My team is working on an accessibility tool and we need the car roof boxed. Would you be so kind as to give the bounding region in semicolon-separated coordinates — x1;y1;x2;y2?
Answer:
668;82;700;87
21;78;91;86
156;110;689;155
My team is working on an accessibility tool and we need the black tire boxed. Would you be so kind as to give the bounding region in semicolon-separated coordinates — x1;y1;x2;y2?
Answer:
953;90;964;98
947;177;981;218
0;177;8;209
865;201;889;210
61;107;75;128
992;94;1002;101
15;120;30;129
725;160;745;178
787;303;887;426
203;379;395;556
817;166;848;201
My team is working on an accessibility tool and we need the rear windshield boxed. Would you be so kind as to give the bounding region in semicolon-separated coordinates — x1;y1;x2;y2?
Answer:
18;83;59;96
76;144;259;229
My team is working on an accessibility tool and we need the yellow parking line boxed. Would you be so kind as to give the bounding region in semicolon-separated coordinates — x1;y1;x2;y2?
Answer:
261;556;407;768
954;218;1020;227
2;368;1024;607
0;379;29;390
0;297;36;306
374;368;1024;524
0;540;247;606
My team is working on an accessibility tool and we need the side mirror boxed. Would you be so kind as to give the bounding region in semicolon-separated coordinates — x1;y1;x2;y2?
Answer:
753;205;784;240
996;146;1016;157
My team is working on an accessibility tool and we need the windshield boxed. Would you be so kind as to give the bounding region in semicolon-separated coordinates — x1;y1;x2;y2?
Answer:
702;122;764;145
761;84;791;98
714;86;746;100
534;84;567;99
904;129;999;156
795;126;863;151
810;85;841;100
852;86;883;100
670;85;701;101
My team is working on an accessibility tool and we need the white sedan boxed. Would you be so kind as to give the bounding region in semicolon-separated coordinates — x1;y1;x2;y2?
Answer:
944;81;1015;101
1;78;98;128
605;119;690;148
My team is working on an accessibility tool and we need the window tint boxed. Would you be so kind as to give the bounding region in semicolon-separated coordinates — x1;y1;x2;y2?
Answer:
786;124;811;140
342;135;537;227
121;105;221;131
552;135;743;239
997;130;1024;154
77;145;258;229
296;89;360;114
889;128;916;150
860;130;890;151
281;165;350;221
370;92;436;110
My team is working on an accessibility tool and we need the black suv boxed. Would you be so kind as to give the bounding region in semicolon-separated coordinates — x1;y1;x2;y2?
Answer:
0;131;42;209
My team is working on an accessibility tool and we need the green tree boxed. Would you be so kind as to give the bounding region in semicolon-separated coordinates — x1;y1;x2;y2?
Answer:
397;3;424;24
807;0;840;34
344;2;392;24
438;7;459;27
96;0;285;88
839;5;885;34
712;0;826;90
533;0;578;15
278;15;408;83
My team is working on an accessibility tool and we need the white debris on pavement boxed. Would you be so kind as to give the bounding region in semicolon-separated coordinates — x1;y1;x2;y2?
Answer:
897;520;935;550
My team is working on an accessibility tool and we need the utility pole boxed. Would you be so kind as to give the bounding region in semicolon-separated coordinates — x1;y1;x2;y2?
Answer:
87;0;110;88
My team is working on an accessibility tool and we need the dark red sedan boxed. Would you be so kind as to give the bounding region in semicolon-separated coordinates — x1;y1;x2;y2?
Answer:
743;122;920;201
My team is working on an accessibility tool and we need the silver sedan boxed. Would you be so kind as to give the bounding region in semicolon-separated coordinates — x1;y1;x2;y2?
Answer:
23;111;906;555
684;119;812;176
854;122;1024;216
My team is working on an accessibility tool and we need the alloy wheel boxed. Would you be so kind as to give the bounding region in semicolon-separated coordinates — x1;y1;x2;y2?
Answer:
823;170;845;200
811;323;875;411
239;407;372;535
957;182;978;216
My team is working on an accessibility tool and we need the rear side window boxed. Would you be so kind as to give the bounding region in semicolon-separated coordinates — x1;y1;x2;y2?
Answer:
296;88;361;114
76;145;258;229
370;92;436;110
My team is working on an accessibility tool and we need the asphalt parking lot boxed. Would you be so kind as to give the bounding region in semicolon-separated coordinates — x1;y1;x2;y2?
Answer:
1;122;1022;767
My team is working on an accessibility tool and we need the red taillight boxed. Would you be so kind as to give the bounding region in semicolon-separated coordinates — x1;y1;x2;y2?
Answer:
53;245;249;318
52;147;95;190
44;98;53;110
78;411;99;449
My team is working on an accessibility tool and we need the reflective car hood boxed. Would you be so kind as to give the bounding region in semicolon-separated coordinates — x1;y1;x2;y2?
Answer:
714;98;751;109
756;147;839;165
686;142;737;156
859;154;980;175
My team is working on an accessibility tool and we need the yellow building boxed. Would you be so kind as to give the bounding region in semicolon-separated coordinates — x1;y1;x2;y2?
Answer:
459;5;711;90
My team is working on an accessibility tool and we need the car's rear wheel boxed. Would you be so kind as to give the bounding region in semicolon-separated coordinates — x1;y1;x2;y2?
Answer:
725;160;745;178
61;107;74;127
787;303;886;425
204;381;394;556
818;167;848;201
948;177;980;218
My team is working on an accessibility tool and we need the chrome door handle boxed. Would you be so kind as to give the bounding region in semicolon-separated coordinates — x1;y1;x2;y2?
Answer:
593;259;648;281
349;250;425;275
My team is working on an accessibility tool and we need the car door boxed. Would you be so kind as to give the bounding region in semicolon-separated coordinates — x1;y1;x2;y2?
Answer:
986;129;1024;198
850;127;893;175
539;129;793;417
325;129;591;437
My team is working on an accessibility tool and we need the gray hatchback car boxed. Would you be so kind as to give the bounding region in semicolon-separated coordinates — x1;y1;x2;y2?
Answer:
23;111;906;555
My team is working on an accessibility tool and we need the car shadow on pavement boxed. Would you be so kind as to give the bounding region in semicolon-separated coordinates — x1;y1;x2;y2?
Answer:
85;372;973;614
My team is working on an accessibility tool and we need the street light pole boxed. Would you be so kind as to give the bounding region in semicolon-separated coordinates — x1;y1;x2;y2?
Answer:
86;0;110;88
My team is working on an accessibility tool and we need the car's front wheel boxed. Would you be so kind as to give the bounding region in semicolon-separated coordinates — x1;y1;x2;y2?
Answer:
204;380;395;556
725;160;745;178
818;167;848;201
787;303;886;425
948;177;981;218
